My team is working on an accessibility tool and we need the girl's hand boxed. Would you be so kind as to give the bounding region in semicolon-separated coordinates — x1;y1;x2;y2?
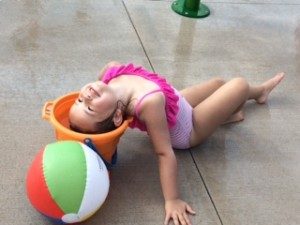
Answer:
164;199;196;225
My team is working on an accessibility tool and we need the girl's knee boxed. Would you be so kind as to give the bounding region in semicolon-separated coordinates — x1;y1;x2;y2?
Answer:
232;77;250;93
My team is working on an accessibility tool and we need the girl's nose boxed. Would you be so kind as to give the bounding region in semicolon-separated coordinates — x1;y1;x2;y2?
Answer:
81;91;92;101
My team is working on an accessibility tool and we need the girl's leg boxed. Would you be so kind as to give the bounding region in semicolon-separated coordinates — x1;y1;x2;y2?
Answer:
189;73;285;146
189;77;249;147
180;77;246;124
223;72;285;124
250;72;285;104
180;77;226;107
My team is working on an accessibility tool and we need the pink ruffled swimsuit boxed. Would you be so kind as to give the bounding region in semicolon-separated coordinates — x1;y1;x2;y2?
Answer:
102;63;193;149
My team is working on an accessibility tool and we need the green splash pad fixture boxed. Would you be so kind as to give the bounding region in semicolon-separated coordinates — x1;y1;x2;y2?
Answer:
172;0;210;18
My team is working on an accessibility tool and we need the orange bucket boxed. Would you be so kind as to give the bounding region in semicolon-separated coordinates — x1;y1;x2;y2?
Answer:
42;92;132;163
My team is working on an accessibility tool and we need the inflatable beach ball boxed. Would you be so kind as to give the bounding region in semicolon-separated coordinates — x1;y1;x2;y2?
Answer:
26;141;110;224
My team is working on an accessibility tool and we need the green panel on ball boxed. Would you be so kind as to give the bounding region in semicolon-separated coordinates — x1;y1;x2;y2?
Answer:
43;141;87;214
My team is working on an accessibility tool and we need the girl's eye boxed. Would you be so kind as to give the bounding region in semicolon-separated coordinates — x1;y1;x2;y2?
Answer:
78;98;83;103
88;106;94;112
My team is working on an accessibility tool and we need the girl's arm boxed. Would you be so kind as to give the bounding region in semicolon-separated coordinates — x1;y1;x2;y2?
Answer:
140;93;195;225
98;61;121;80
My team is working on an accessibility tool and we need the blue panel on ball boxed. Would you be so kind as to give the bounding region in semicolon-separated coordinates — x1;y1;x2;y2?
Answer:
41;213;66;224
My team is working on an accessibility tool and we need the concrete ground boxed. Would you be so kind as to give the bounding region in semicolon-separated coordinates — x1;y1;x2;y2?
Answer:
1;0;299;224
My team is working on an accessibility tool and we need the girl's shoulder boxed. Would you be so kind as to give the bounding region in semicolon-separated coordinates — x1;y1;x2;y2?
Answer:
134;91;166;122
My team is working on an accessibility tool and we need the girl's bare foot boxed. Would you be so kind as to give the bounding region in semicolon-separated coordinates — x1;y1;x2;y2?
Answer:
223;110;244;125
256;72;285;104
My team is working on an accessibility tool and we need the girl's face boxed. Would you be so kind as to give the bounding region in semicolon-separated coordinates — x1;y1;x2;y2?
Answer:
69;81;118;133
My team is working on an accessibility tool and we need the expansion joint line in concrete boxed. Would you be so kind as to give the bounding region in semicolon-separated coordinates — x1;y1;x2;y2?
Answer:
189;150;224;225
122;0;155;73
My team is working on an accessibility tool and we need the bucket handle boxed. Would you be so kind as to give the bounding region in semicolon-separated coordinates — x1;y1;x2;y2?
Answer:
42;101;53;120
84;138;117;171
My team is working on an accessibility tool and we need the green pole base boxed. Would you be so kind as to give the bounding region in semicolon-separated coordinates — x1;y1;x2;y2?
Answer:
172;0;210;18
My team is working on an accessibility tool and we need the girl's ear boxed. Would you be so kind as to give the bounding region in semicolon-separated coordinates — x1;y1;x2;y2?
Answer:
113;108;123;127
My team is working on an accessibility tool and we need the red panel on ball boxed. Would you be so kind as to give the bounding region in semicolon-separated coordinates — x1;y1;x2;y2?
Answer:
26;148;65;218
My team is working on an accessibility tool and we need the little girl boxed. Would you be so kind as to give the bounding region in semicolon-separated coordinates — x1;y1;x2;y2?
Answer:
69;62;284;225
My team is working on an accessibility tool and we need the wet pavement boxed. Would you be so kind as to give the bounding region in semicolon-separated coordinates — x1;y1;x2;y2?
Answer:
1;0;299;224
